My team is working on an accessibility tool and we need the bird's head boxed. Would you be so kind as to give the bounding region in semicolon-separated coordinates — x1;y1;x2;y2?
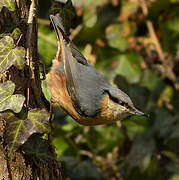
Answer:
103;87;148;121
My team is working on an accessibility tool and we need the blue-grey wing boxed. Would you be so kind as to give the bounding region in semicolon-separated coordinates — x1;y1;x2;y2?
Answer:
63;43;109;117
50;14;109;117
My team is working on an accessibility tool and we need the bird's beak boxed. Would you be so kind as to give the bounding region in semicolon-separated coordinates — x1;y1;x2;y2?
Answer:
130;108;149;117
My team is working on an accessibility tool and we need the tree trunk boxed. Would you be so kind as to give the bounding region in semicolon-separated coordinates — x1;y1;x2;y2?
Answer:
0;0;62;179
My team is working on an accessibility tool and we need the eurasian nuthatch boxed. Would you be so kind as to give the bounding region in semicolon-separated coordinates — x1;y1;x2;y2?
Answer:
48;14;148;126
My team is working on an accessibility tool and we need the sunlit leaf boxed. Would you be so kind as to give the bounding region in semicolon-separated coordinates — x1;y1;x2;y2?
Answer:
38;25;57;66
120;1;139;21
3;109;50;154
11;28;21;40
27;109;50;134
53;136;69;155
0;0;15;12
157;85;174;107
142;159;159;179
0;36;25;73
83;6;97;28
115;52;141;83
0;81;25;113
162;151;179;163
106;24;128;51
41;74;52;102
170;0;179;2
169;174;179;180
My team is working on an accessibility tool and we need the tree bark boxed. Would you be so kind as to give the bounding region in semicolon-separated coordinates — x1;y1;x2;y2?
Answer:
0;0;62;179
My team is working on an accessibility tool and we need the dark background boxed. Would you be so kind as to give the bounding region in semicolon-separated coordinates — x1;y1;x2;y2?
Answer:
39;0;179;179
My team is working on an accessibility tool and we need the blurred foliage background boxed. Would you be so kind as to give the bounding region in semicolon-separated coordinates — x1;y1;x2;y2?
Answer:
39;0;179;179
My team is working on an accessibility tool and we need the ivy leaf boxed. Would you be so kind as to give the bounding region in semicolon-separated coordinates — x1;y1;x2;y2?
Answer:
106;24;128;51
115;52;141;83
0;81;25;113
3;109;50;154
0;0;15;12
52;0;76;34
22;134;53;160
0;36;25;73
127;134;155;169
11;28;22;40
41;74;52;102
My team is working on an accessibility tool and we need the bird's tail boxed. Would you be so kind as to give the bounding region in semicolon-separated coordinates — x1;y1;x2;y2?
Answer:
50;14;69;42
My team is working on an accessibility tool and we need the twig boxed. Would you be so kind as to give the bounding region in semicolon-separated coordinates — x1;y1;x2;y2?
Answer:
14;34;23;47
38;32;57;47
69;24;83;40
27;86;30;106
79;150;94;158
38;18;50;25
140;0;165;62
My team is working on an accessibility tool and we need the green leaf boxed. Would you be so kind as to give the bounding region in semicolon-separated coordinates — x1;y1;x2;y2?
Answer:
122;116;148;140
167;163;179;174
0;36;25;73
140;70;165;100
0;0;15;12
52;0;76;34
170;0;179;2
115;52;141;83
38;25;57;66
106;24;128;52
129;85;150;110
3;109;50;154
162;151;179;163
22;134;53;160
11;28;21;40
62;157;102;180
86;125;124;154
27;109;50;133
121;1;139;16
53;136;69;155
0;81;25;113
41;74;52;102
169;174;179;180
83;6;97;28
127;135;155;168
153;108;175;138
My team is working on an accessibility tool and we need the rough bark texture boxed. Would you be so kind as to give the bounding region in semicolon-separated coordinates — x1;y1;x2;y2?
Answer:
0;0;62;179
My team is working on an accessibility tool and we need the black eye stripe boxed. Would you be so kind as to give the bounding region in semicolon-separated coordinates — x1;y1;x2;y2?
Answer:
110;95;119;104
105;90;129;107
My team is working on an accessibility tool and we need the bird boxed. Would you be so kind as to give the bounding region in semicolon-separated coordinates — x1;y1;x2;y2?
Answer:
48;14;148;126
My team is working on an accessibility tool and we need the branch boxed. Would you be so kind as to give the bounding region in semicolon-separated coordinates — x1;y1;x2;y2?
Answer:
38;32;57;47
26;0;36;68
140;0;165;62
